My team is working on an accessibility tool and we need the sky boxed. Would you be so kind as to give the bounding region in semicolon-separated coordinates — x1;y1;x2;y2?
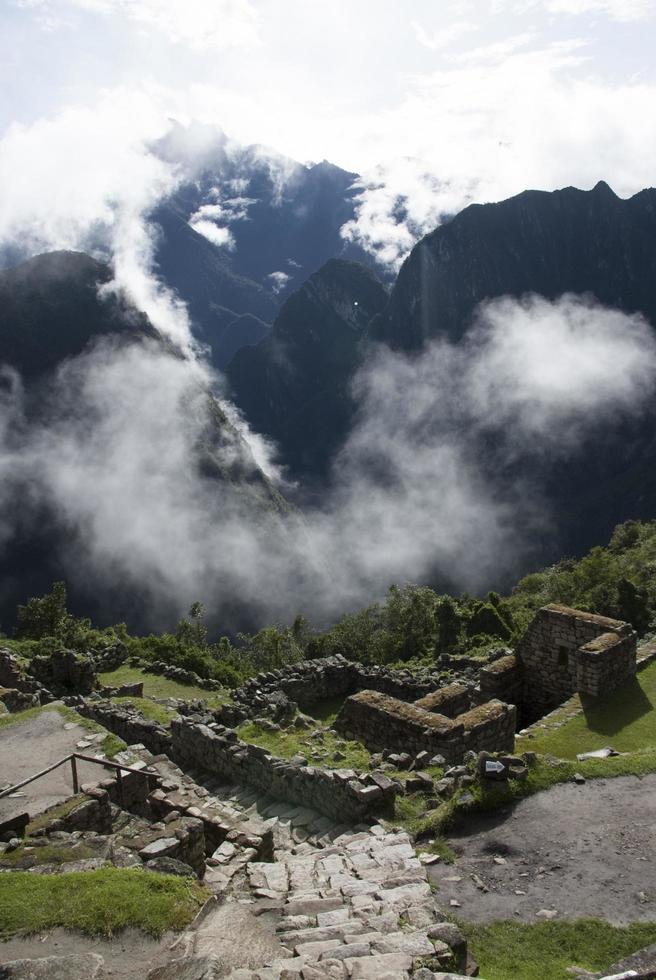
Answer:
1;0;656;275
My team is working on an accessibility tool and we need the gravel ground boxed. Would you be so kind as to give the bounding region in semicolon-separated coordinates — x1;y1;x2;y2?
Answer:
429;773;656;924
0;708;105;821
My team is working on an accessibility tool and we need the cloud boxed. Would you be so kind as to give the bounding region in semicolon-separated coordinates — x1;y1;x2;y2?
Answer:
411;18;479;51
1;293;654;628
492;0;655;20
15;0;261;48
267;271;292;294
341;38;656;270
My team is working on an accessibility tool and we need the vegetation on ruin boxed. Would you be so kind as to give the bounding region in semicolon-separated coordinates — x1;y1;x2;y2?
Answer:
0;841;99;869
462;918;656;980
0;867;209;938
98;665;229;707
237;717;373;770
110;695;178;727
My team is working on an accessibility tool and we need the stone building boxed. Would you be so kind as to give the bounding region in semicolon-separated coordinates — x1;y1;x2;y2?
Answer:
480;603;637;722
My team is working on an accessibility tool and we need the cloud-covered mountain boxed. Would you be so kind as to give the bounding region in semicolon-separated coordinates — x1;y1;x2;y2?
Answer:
151;124;378;368
226;181;656;562
227;258;388;482
0;250;291;629
372;181;656;350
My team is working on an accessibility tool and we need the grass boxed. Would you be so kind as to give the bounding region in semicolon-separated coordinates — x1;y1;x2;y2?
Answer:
517;660;656;759
0;867;209;938
237;718;373;770
99;666;229;708
462;919;656;980
0;704;126;759
111;696;177;727
0;842;98;868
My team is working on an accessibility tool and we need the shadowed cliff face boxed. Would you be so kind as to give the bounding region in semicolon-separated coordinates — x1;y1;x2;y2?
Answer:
153;145;377;369
226;258;388;482
371;182;656;351
0;251;157;380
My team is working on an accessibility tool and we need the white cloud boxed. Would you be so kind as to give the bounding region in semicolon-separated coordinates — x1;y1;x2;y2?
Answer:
2;294;654;627
342;39;656;269
493;0;655;20
16;0;261;48
267;270;291;293
411;18;479;50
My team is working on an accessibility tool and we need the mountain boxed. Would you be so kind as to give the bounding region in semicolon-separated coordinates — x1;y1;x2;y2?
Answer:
0;251;157;379
225;181;656;567
152;124;377;368
0;250;291;631
372;181;656;350
226;259;388;481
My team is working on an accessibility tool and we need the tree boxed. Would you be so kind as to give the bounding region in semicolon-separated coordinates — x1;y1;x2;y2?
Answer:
175;602;208;648
16;582;73;640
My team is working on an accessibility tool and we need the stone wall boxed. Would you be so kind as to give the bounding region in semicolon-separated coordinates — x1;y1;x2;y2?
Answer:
515;604;637;717
75;701;396;823
415;682;472;717
36;787;113;835
97;761;159;818
478;654;524;707
335;690;515;763
225;655;452;724
170;717;397;823
79;701;172;755
29;649;97;696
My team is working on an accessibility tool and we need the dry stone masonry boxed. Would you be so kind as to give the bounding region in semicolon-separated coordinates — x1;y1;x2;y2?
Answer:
480;603;637;721
334;691;516;763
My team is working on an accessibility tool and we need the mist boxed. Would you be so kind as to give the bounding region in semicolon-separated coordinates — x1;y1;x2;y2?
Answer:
1;292;655;632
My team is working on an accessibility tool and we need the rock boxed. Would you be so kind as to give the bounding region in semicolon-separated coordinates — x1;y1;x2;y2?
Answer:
145;856;196;877
0;954;105;979
147;954;225;979
139;837;180;861
427;922;468;970
536;909;559;919
573;773;586;785
343;953;412;979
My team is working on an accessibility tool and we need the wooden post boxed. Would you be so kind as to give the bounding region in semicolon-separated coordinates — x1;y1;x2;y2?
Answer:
116;768;124;808
71;755;79;795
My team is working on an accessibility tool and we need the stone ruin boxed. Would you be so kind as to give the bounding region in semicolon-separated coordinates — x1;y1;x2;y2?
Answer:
479;603;637;723
334;690;516;764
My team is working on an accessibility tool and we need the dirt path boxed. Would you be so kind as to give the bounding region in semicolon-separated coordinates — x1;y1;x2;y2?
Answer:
0;708;105;822
0;927;176;978
429;774;656;924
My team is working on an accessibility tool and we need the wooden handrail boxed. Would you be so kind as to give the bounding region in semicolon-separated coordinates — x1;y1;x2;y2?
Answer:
0;753;154;801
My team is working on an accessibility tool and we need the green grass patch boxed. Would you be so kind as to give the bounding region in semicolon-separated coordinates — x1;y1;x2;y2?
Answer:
111;696;177;727
99;666;229;708
463;918;656;980
237;719;372;770
0;842;98;868
517;661;656;759
0;867;209;938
